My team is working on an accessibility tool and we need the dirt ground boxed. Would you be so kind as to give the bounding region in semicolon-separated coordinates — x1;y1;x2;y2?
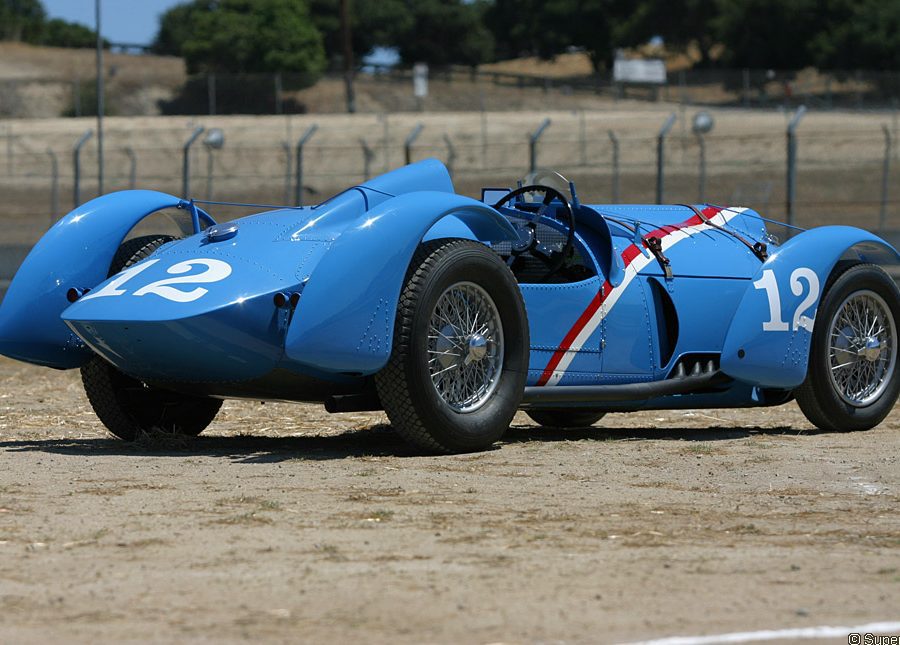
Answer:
1;355;898;644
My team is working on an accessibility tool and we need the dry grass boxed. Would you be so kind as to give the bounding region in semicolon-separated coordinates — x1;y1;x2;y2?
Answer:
0;42;185;82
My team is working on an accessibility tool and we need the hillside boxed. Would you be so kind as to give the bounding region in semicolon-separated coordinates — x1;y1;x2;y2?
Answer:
0;43;627;118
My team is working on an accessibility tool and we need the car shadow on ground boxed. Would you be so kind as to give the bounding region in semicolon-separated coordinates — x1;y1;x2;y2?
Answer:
0;423;820;463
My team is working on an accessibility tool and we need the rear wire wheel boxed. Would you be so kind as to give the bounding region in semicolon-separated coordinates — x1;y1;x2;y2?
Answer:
376;239;529;453
795;262;900;432
79;235;222;441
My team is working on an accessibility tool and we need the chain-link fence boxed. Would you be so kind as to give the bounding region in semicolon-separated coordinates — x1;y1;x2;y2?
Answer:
3;108;899;245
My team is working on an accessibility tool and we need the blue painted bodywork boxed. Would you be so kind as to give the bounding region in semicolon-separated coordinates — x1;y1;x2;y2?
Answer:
720;226;900;388
1;159;898;413
0;191;214;368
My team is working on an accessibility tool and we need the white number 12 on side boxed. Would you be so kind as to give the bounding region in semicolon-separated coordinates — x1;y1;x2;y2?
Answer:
753;267;819;332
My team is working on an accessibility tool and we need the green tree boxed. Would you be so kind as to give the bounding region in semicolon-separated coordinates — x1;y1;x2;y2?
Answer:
486;0;651;72
39;18;107;48
153;0;326;75
807;0;900;69
713;0;820;69
151;2;202;56
0;0;45;42
308;0;410;65
623;0;718;66
393;0;493;67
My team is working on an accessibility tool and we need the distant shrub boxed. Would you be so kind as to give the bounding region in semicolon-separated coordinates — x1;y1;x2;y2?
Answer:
62;79;117;117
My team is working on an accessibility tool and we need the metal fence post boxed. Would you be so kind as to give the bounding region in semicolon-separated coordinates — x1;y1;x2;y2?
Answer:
208;73;216;116
579;110;586;167
404;123;424;165
73;129;93;208
742;68;750;108
381;113;390;172
480;108;488;169
182;126;204;197
206;145;215;200
360;138;375;180
73;78;82;118
880;124;892;230
656;113;677;204
443;134;456;177
274;73;283;115
5;126;11;176
529;118;551;173
281;141;292;205
46;148;59;226
96;0;104;197
123;146;136;189
295;124;318;206
786;105;807;227
608;130;620;204
696;132;707;202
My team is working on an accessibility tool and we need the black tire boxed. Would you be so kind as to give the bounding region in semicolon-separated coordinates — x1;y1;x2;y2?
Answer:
795;262;900;432
80;235;222;441
375;239;529;453
526;409;606;428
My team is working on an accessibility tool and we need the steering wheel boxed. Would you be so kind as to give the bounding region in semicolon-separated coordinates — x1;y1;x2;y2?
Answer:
492;184;577;280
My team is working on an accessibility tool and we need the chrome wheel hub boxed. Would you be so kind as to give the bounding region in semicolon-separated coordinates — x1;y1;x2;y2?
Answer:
859;336;882;362
466;334;488;364
427;282;504;413
828;289;897;407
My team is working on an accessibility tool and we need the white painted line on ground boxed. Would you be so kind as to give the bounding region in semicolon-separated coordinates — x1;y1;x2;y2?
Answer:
850;476;886;495
618;621;900;645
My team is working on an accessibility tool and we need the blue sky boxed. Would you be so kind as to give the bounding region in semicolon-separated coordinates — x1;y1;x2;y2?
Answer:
43;0;185;46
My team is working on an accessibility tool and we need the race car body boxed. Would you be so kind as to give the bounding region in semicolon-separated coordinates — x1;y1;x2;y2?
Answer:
2;159;898;452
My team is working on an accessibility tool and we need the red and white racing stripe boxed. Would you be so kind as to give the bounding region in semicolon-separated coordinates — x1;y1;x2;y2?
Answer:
536;206;747;386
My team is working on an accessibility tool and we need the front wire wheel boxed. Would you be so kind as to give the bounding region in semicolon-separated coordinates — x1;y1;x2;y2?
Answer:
796;263;900;431
826;290;896;407
376;239;529;453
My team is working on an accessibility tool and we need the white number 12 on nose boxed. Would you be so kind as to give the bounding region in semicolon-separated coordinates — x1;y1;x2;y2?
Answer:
77;258;233;304
753;268;820;332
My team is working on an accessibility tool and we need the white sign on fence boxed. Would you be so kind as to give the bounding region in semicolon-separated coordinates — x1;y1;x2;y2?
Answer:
613;58;667;85
413;63;429;98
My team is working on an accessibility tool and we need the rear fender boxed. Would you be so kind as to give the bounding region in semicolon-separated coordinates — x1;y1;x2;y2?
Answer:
721;226;900;388
285;191;519;374
0;190;213;369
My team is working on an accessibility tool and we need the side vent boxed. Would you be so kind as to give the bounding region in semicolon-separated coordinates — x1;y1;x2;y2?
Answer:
670;353;720;379
647;278;678;368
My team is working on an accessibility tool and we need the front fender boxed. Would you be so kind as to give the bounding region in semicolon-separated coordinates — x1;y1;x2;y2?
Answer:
0;190;211;369
721;226;900;388
285;191;519;374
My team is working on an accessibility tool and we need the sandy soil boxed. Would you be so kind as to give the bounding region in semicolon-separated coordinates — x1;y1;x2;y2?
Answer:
1;355;898;644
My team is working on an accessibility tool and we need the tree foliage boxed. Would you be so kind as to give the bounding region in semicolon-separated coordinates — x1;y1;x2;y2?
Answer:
392;0;494;67
485;0;658;72
1;0;107;49
484;0;900;71
308;0;410;66
151;2;200;57
39;18;104;48
0;0;45;42
154;0;326;75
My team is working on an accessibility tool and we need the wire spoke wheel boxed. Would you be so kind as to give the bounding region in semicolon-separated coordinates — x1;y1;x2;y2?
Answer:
796;263;900;433
827;289;897;407
375;239;528;453
427;282;504;413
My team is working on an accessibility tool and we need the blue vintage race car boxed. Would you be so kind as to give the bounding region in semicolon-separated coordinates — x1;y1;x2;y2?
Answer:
1;159;898;452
